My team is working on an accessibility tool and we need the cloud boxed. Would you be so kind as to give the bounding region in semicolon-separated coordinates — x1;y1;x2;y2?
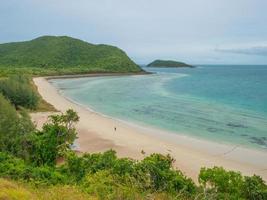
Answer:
215;46;267;56
1;0;267;64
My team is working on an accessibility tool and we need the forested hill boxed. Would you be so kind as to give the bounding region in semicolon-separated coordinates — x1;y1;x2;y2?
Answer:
0;36;142;75
147;59;194;68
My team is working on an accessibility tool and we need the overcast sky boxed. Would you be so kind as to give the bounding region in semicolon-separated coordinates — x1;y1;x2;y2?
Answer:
1;0;267;64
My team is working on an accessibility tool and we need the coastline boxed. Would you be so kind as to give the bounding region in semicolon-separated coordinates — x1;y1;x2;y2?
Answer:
43;71;152;80
32;76;267;182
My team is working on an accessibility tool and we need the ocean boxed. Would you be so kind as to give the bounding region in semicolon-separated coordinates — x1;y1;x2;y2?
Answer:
50;65;267;151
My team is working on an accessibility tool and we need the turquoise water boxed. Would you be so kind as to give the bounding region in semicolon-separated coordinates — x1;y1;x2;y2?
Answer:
50;65;267;150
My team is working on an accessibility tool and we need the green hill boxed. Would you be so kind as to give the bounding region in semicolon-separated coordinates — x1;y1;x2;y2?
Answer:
147;59;194;68
0;36;142;76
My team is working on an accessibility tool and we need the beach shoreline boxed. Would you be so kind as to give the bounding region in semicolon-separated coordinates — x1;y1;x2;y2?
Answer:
43;71;152;80
32;76;267;182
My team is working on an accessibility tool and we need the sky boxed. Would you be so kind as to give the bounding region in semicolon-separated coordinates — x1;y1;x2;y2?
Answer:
1;0;267;64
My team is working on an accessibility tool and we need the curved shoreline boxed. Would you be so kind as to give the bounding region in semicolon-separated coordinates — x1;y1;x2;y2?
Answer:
32;76;267;182
44;71;152;80
51;83;267;154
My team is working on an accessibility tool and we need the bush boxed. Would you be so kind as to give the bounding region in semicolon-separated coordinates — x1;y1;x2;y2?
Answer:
135;153;195;195
0;152;67;185
63;150;126;182
0;94;34;157
30;166;67;185
243;175;267;200
0;75;39;109
199;166;267;199
81;170;142;200
63;151;196;198
0;152;27;180
26;109;79;166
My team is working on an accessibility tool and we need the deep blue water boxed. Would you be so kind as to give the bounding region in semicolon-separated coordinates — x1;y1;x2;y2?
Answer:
50;65;267;150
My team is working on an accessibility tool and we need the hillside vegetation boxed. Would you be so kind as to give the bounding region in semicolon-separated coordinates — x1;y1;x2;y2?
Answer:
147;60;194;68
0;36;142;76
0;75;55;111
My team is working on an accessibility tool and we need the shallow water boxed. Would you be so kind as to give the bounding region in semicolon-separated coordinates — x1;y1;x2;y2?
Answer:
50;65;267;151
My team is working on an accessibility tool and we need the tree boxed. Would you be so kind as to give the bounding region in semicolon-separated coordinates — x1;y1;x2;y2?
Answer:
26;109;79;166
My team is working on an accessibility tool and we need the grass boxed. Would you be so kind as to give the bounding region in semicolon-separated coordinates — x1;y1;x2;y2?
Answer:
0;179;34;200
0;178;186;200
0;179;95;200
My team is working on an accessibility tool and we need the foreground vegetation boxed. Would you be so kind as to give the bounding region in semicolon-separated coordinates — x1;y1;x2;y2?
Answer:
0;35;142;77
0;76;266;199
0;178;93;200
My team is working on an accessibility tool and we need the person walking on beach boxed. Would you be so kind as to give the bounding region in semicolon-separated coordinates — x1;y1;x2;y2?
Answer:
114;127;116;132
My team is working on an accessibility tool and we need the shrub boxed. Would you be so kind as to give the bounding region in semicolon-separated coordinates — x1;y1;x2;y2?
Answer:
0;75;39;109
0;152;67;185
136;154;195;195
0;94;34;157
30;166;67;185
243;175;267;200
0;152;27;180
199;166;267;199
63;150;121;183
26;109;79;166
82;170;141;200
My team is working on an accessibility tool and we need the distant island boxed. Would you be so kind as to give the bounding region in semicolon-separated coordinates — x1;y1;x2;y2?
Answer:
0;36;143;76
147;59;194;68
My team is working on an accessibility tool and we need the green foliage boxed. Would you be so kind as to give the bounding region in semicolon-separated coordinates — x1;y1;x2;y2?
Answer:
0;152;67;185
135;153;195;195
30;166;68;185
147;59;194;68
63;150;131;182
0;75;39;109
26;109;79;166
0;36;142;76
243;175;267;200
199;166;267;199
0;152;27;180
63;151;196;199
82;170;142;200
0;104;78;167
0;94;35;156
1;149;267;199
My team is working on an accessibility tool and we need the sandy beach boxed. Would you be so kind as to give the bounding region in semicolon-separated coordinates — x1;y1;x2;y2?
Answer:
32;76;267;182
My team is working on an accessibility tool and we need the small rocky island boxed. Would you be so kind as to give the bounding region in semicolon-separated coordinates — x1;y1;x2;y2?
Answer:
147;59;194;68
